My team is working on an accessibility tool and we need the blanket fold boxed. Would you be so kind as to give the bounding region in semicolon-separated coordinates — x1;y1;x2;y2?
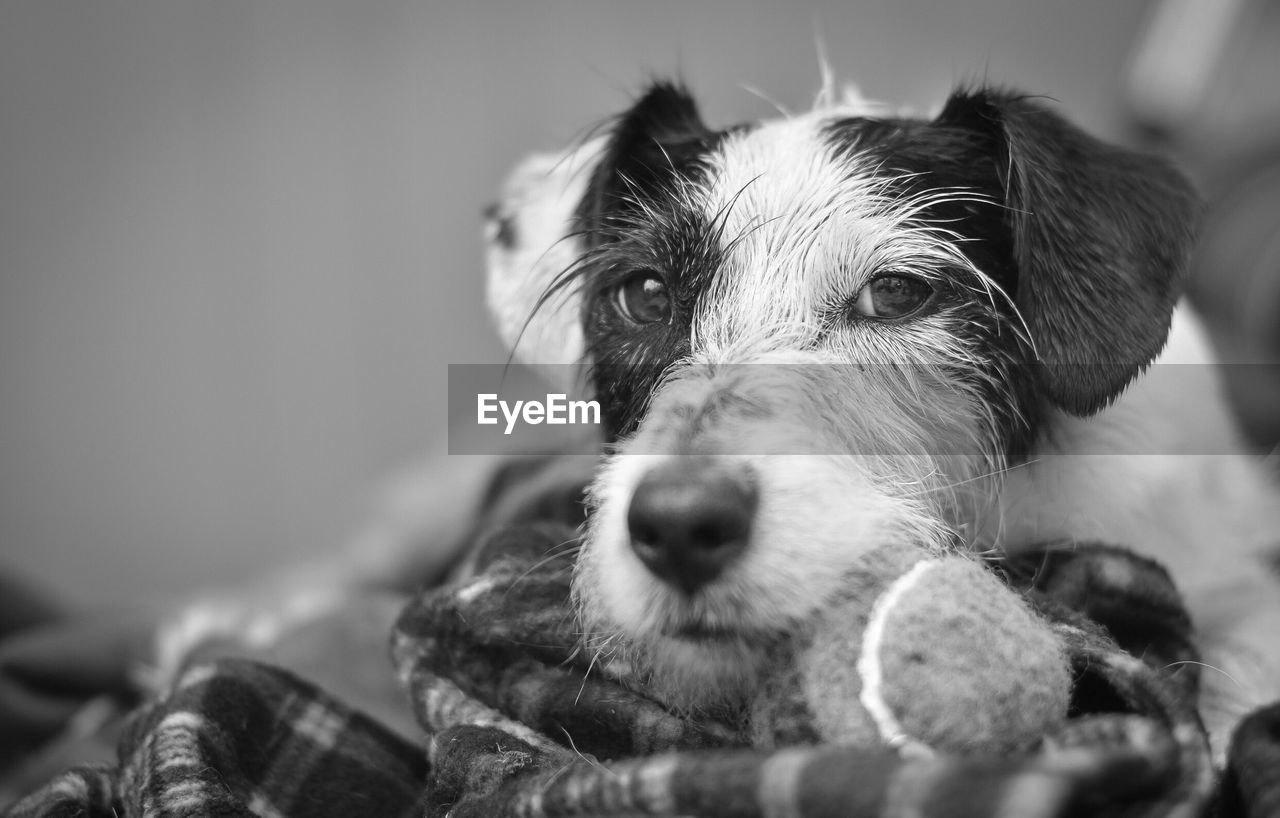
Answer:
9;660;427;818
390;524;1217;817
8;519;1280;817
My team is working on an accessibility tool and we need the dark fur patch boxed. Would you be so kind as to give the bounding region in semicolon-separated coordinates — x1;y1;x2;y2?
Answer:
824;116;1017;295
573;83;728;437
575;82;722;248
581;209;724;437
936;89;1199;416
824;116;1039;457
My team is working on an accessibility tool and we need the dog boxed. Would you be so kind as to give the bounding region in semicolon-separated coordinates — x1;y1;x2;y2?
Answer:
484;80;1280;755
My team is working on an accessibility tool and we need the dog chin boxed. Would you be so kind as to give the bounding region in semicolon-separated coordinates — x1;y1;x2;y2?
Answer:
611;621;771;716
573;544;776;714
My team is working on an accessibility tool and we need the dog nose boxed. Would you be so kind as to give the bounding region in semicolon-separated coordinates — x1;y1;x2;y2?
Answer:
626;458;757;594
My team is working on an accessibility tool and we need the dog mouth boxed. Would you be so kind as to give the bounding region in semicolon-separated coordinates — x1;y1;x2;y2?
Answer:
657;609;789;646
665;621;742;642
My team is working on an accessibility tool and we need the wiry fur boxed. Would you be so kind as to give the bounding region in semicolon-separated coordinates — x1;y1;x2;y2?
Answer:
569;105;1031;715
484;81;1280;750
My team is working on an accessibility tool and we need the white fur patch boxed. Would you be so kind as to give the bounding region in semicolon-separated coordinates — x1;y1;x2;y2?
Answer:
693;110;1008;359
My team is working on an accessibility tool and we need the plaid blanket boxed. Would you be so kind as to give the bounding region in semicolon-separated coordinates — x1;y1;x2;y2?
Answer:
9;524;1280;817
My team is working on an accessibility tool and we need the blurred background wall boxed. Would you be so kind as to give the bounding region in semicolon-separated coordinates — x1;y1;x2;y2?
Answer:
0;0;1274;611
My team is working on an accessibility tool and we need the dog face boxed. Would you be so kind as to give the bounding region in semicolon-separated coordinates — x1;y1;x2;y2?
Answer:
485;83;1197;712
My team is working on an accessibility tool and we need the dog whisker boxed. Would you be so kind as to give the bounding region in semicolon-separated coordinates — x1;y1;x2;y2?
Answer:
485;78;1280;749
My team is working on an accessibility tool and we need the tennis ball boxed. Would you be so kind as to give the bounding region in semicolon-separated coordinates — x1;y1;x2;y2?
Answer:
754;545;1071;755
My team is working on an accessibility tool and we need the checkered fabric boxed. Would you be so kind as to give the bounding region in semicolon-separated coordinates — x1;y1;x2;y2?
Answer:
7;659;426;818
391;525;1221;818
9;520;1280;817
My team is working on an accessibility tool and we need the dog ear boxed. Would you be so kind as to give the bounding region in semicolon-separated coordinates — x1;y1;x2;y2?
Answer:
576;82;714;242
484;83;711;371
937;89;1199;415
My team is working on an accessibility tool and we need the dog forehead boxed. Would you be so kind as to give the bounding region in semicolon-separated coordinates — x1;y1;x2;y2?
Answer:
703;110;869;230
690;110;904;339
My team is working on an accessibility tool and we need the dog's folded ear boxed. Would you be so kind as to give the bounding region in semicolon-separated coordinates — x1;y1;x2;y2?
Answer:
576;82;715;242
937;89;1200;416
485;83;712;373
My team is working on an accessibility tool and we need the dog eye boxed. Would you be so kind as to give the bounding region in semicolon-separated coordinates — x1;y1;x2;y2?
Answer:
614;271;672;325
850;274;936;320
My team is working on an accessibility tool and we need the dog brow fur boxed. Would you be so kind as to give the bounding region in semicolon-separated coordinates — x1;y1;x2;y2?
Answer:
486;82;1280;750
